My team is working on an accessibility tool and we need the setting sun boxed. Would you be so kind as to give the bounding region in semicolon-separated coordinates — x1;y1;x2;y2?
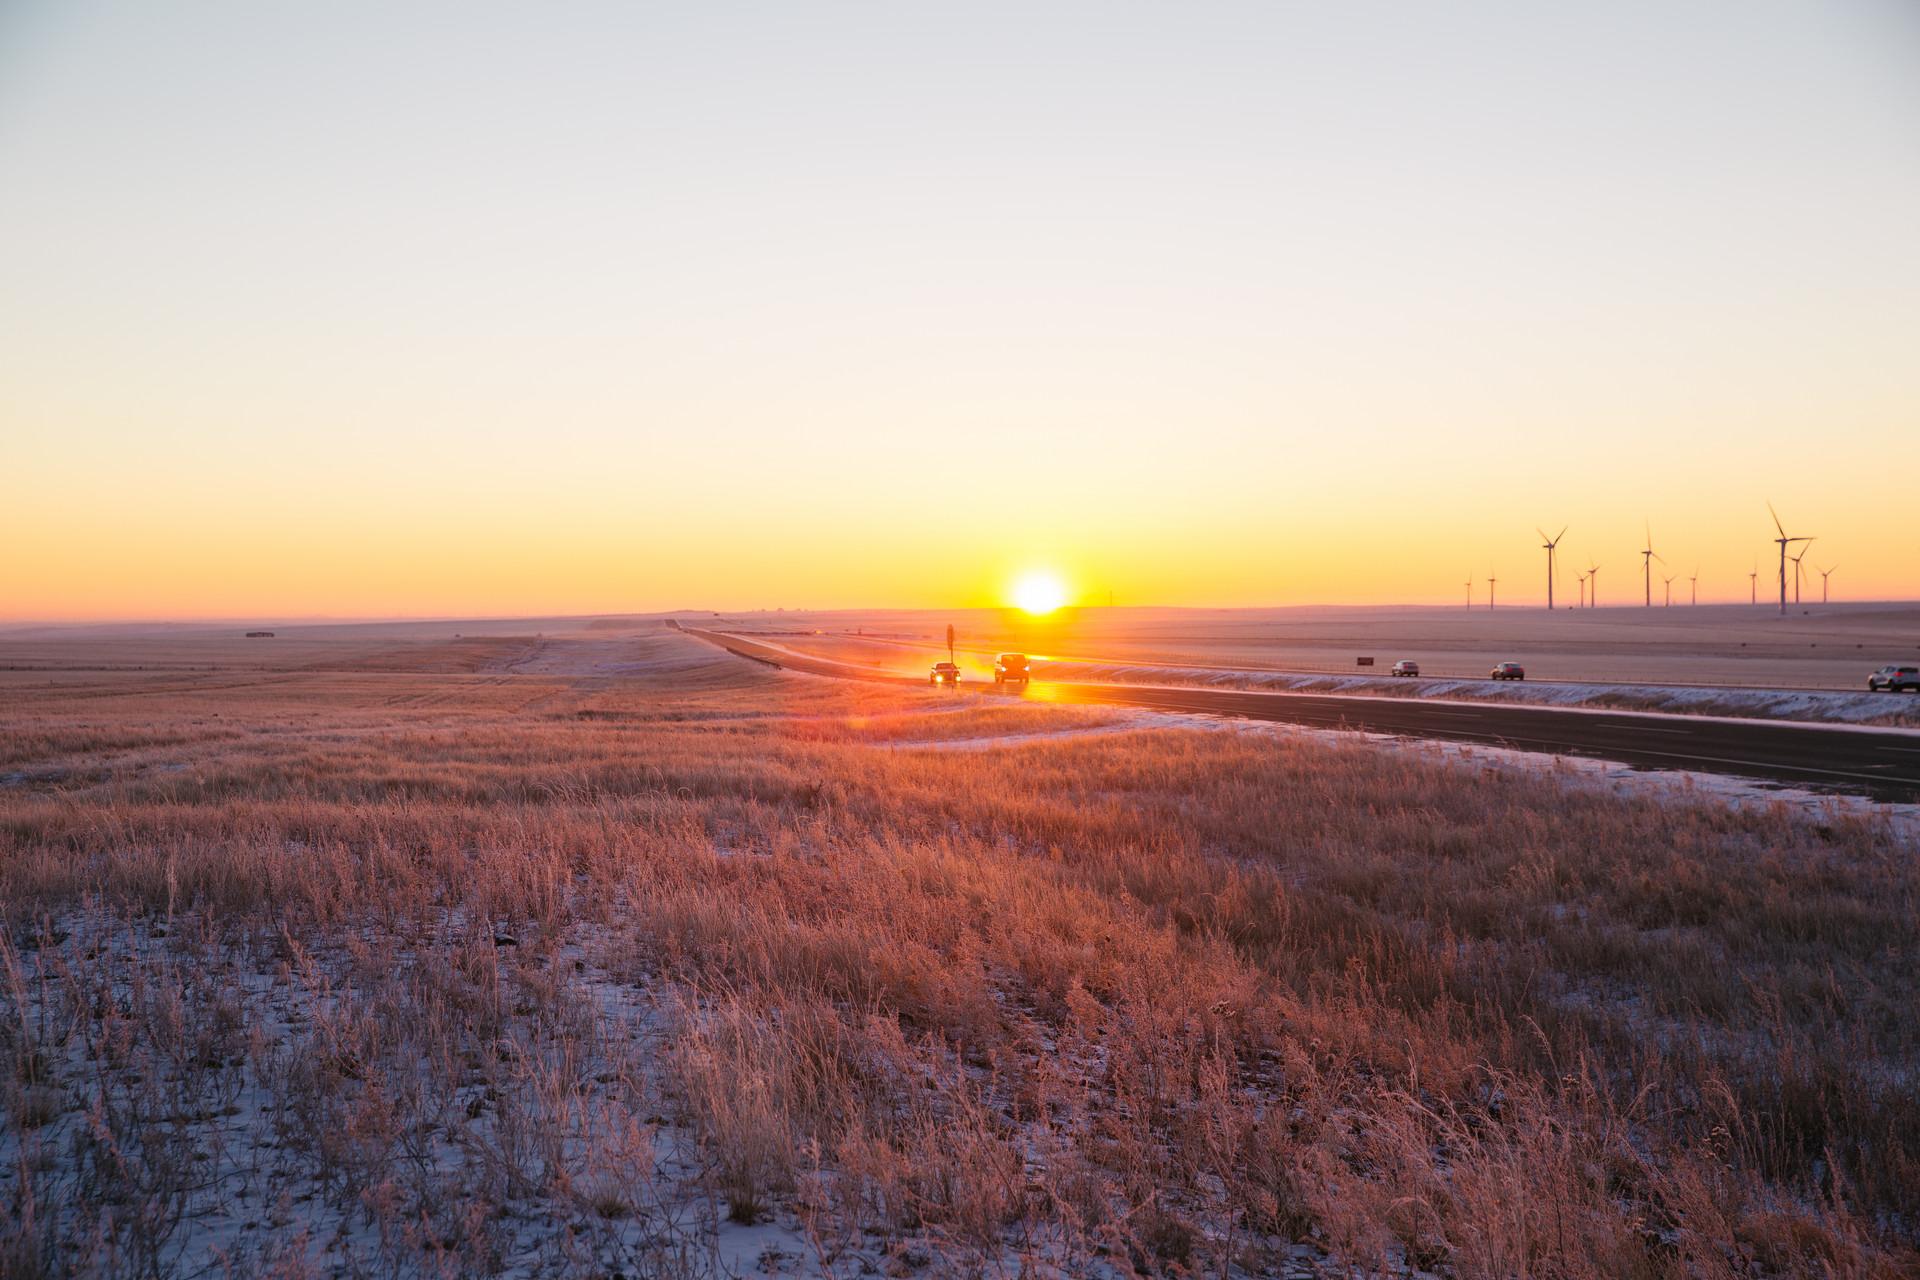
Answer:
1011;570;1069;616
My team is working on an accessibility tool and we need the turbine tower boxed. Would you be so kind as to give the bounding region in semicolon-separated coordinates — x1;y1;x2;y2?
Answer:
1576;571;1587;609
1689;568;1698;606
1464;574;1473;610
1748;560;1758;605
1537;526;1566;610
1641;523;1665;607
1790;541;1815;605
1767;503;1813;615
1488;572;1497;610
1662;573;1676;607
1816;563;1837;604
1587;560;1600;609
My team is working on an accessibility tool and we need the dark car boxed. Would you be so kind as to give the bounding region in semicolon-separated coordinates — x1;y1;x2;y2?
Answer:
993;653;1030;686
930;662;961;686
1490;662;1525;682
1390;660;1420;677
1868;665;1920;693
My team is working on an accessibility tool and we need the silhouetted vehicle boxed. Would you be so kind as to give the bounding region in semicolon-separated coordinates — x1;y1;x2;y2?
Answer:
930;662;961;686
994;654;1030;686
1868;665;1920;692
1390;660;1420;677
1490;662;1525;681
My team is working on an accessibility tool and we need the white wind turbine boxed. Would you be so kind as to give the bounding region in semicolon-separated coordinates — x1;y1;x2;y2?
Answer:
1538;526;1566;610
1641;523;1665;607
1767;503;1814;615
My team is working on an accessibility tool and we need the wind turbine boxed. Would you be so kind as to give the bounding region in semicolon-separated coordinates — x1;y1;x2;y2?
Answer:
1748;560;1758;605
1464;574;1473;610
1587;560;1600;608
1488;572;1497;610
1641;523;1665;607
1662;573;1676;607
1767;503;1813;615
1576;571;1588;609
1689;568;1698;606
1816;563;1837;604
1537;526;1566;610
1790;541;1815;605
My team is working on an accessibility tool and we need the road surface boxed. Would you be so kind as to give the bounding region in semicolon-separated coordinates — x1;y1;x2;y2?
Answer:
686;629;1920;804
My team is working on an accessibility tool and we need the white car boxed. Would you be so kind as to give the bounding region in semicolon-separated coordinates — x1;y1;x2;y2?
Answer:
1390;660;1420;677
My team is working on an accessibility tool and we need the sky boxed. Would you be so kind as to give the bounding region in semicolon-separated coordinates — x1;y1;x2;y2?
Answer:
3;1;1917;619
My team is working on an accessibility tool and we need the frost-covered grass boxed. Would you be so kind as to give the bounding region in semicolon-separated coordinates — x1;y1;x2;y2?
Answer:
3;628;1917;1277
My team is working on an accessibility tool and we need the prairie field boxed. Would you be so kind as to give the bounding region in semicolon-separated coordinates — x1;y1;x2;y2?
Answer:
2;624;1916;1278
701;603;1920;691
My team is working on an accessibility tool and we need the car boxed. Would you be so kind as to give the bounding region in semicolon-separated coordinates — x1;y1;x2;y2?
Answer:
1490;662;1525;681
993;653;1030;686
1390;660;1420;677
1868;665;1920;693
929;661;961;686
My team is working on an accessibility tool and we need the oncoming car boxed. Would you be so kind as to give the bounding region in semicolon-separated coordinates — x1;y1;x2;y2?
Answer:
1390;660;1420;677
1490;662;1525;682
1868;664;1920;693
993;653;1030;686
930;661;962;686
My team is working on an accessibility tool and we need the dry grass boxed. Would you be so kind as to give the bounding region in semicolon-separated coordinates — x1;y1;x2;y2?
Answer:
1;627;1915;1277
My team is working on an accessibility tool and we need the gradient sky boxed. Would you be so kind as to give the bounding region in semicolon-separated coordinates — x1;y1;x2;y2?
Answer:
3;1;1917;619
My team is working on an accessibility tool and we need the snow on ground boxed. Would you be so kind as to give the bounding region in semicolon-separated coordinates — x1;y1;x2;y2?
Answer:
0;908;932;1279
1256;717;1920;843
881;711;1231;751
715;632;1920;729
879;705;1920;842
493;631;756;680
1032;659;1920;728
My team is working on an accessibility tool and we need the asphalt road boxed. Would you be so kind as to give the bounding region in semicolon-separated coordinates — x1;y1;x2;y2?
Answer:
686;629;1920;803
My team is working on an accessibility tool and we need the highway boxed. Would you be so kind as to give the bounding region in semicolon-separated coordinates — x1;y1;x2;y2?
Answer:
686;629;1920;804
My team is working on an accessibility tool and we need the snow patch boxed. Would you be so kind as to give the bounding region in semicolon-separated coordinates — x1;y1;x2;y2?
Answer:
1034;660;1920;729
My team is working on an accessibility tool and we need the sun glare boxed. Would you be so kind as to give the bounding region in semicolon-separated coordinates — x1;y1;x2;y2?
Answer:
1011;570;1069;616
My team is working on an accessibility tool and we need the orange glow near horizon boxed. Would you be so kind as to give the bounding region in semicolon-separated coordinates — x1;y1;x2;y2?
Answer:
1;5;1917;622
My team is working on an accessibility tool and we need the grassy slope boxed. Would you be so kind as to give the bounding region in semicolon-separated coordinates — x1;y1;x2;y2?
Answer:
1;632;1915;1277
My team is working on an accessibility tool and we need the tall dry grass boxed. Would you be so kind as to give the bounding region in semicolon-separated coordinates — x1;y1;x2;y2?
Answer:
0;631;1914;1276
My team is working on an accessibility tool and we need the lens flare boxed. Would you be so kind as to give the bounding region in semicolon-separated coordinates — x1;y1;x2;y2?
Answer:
1011;571;1068;616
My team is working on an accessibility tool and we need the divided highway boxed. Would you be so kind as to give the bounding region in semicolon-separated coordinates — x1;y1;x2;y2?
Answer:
687;630;1920;804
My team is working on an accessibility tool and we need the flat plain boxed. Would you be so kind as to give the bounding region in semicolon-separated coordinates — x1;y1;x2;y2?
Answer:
2;621;1916;1277
698;602;1920;690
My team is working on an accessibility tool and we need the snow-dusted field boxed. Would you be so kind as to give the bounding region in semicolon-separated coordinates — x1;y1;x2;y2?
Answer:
708;628;1920;729
7;626;1919;1276
1028;658;1920;727
700;602;1920;693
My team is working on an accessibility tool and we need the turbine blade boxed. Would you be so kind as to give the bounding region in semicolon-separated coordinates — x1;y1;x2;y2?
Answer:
1767;501;1785;537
